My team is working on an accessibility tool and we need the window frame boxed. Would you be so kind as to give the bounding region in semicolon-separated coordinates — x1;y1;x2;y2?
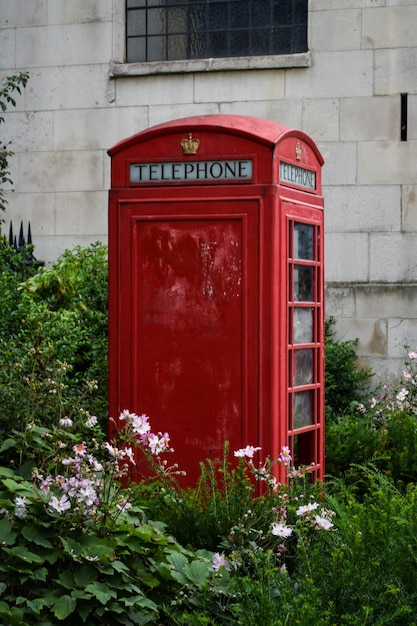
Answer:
111;1;311;77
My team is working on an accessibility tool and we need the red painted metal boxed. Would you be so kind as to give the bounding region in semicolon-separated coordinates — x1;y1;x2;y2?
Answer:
108;115;324;486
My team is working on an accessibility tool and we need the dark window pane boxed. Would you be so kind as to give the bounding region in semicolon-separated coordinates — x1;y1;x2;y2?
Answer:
294;265;314;302
126;0;308;63
294;223;314;260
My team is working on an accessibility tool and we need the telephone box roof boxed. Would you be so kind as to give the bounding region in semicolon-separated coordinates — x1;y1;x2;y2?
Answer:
108;114;324;165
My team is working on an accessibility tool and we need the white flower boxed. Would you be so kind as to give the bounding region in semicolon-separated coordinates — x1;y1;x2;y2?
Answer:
49;495;71;514
271;522;293;538
14;496;28;519
59;417;73;428
85;415;98;428
296;502;319;516
76;485;97;507
234;445;262;458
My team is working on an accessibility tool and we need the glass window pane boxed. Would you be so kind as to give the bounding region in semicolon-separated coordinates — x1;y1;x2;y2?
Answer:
293;349;314;386
294;265;313;301
293;391;313;429
293;307;314;343
294;223;314;260
126;0;308;63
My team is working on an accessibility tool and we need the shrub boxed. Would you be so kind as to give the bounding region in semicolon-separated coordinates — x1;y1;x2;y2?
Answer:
325;316;372;421
0;242;108;441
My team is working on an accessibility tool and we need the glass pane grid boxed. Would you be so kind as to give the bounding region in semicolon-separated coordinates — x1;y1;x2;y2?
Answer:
126;0;308;62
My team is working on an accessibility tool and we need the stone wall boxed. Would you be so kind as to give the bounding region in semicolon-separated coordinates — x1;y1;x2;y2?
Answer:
1;0;417;382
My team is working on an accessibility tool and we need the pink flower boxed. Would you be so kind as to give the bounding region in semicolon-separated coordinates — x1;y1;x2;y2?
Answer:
73;442;87;457
314;515;334;530
279;446;292;466
212;552;231;572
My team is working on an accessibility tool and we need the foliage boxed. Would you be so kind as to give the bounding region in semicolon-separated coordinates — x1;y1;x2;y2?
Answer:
0;410;234;626
0;242;108;441
325;316;372;421
326;345;417;486
0;72;29;217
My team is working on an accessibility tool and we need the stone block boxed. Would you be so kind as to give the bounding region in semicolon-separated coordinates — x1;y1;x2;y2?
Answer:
16;23;112;68
0;30;16;69
363;6;417;49
4;111;54;152
330;316;388;358
340;96;398;141
17;150;104;193
4;192;55;237
221;100;302;129
54;108;148;151
54;191;107;235
25;65;113;111
286;51;373;99
35;235;107;266
324;185;401;233
325;232;369;282
408;95;417;140
47;0;112;25
0;0;46;27
320;142;357;186
194;70;284;103
375;48;417;95
358;140;417;184
355;284;417;319
116;74;194;107
310;9;361;52
302;99;340;142
387;318;417;358
149;103;219;127
325;285;356;317
402;186;417;232
370;233;417;282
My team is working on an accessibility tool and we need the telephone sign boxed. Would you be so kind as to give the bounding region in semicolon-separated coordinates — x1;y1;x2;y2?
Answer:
108;115;325;485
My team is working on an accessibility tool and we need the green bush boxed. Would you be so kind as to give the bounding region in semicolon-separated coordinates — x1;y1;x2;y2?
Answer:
325;316;372;421
0;242;108;440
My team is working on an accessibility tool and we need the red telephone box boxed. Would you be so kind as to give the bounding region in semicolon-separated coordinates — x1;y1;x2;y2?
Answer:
108;115;325;485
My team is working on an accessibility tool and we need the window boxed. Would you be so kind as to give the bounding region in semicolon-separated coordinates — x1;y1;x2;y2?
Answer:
126;0;308;64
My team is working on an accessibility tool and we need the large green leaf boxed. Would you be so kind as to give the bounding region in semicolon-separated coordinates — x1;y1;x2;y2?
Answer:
52;594;77;620
3;545;44;564
183;560;210;586
73;564;97;586
0;517;16;545
85;581;117;605
0;437;16;453
22;525;53;548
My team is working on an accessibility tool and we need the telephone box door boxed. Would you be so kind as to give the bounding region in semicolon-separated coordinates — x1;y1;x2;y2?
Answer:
114;195;259;485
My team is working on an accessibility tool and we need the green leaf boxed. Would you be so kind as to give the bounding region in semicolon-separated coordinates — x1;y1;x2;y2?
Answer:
52;594;77;620
3;545;44;564
22;525;53;548
0;517;16;545
166;550;188;573
0;478;33;496
73;564;97;586
183;560;210;586
57;570;74;590
85;581;117;605
0;438;16;453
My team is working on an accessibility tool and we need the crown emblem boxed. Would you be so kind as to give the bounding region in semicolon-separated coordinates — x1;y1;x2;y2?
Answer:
181;133;200;155
295;140;302;161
